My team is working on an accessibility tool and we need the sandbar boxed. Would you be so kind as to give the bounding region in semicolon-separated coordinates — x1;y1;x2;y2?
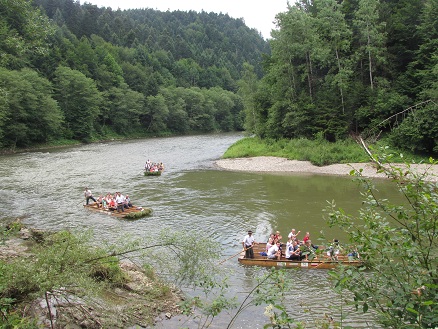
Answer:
215;156;438;181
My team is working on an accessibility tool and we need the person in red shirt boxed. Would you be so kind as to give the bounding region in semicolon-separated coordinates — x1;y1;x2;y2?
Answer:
303;232;311;243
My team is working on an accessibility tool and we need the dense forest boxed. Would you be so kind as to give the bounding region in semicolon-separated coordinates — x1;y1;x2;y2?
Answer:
239;0;438;155
0;0;268;149
0;0;437;155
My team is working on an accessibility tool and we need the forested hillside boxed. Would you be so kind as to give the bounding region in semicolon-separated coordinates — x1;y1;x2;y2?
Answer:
0;0;269;149
240;0;438;155
1;0;437;155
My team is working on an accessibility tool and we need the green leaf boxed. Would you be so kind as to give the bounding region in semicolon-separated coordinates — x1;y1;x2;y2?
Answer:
406;307;419;315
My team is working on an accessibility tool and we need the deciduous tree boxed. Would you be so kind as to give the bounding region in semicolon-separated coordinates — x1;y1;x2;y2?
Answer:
0;68;63;148
53;66;101;142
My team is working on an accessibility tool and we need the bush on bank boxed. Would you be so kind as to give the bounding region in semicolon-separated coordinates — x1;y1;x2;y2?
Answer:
326;157;438;328
0;225;180;328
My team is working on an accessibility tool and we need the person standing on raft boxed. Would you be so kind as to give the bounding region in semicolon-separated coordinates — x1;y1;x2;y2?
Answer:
242;230;255;259
84;187;97;205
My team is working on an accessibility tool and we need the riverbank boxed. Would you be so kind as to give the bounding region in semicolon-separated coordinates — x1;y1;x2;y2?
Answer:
215;156;438;181
0;133;180;155
0;221;182;328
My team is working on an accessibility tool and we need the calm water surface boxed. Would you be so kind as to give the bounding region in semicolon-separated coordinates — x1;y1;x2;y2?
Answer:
1;133;396;328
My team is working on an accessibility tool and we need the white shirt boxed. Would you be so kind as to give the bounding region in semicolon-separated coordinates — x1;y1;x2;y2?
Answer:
267;245;279;259
115;194;125;204
285;242;292;258
242;234;255;247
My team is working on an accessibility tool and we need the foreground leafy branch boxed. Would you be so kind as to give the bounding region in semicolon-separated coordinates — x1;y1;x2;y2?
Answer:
326;153;438;328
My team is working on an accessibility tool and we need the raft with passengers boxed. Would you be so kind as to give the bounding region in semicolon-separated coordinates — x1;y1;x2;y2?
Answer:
239;230;362;269
83;188;152;219
144;160;164;176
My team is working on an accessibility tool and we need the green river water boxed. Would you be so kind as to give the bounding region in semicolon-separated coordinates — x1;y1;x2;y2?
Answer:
1;132;401;328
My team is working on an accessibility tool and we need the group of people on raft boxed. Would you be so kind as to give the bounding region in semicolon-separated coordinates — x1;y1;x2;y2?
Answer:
242;228;353;261
84;188;133;213
144;160;164;172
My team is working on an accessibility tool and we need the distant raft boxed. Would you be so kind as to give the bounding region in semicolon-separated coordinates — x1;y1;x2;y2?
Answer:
84;203;152;220
144;161;164;176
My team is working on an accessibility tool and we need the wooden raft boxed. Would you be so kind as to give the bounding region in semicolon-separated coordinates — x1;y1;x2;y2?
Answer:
83;203;152;219
238;243;362;269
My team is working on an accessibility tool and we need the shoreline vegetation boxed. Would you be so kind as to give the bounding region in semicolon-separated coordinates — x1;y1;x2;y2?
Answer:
0;222;183;328
0;134;167;155
0;131;218;155
215;137;438;181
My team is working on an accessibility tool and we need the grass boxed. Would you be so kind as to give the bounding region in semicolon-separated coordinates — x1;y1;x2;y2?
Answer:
222;136;428;166
124;208;153;220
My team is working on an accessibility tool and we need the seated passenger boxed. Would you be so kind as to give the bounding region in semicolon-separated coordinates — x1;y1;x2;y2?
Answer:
274;231;284;253
267;242;281;260
287;239;302;260
285;238;293;259
260;237;273;256
302;240;317;261
108;196;116;210
96;195;104;208
302;232;319;249
303;232;310;243
347;247;360;260
288;228;301;240
327;239;342;260
103;193;111;209
124;194;132;208
266;237;273;251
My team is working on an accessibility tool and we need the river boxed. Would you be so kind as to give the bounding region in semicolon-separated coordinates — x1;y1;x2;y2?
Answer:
0;132;394;328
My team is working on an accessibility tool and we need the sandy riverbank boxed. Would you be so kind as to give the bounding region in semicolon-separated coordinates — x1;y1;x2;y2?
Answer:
215;156;438;181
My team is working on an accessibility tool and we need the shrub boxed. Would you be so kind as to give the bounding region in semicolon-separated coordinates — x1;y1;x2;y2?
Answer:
326;156;438;328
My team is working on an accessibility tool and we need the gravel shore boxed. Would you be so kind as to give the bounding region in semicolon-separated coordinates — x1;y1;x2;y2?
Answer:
215;156;438;181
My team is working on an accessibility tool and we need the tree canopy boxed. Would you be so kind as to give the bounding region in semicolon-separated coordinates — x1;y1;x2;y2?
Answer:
0;0;268;149
0;0;437;156
241;0;438;156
